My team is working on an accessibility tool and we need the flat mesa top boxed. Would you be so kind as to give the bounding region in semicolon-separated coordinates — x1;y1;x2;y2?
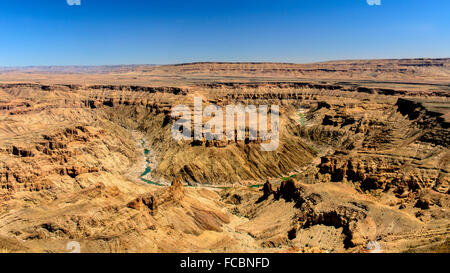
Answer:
0;58;448;87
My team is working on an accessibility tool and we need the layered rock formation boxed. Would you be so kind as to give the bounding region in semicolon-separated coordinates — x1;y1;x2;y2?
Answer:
0;59;448;253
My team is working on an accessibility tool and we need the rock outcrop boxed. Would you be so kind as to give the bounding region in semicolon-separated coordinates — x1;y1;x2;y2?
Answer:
128;193;158;215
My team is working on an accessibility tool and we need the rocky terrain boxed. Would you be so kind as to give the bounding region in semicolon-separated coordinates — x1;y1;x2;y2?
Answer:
0;59;448;253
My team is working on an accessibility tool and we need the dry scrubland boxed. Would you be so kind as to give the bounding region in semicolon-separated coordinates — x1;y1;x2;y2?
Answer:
0;58;448;253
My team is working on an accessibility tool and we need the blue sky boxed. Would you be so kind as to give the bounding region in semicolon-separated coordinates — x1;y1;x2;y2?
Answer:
0;0;448;66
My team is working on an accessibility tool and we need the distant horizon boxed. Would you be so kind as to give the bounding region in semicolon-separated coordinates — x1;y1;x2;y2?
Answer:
1;57;449;69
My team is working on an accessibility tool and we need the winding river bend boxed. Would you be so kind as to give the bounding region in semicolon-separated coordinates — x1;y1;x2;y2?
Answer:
138;139;165;186
135;135;311;190
135;139;293;190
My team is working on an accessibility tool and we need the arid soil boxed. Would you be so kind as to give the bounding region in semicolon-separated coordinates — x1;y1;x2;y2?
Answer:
0;59;448;253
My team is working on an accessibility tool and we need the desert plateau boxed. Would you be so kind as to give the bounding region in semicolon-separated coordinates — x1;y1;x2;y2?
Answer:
0;59;448;253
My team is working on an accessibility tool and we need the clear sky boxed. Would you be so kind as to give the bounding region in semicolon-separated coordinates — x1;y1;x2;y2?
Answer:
0;0;448;66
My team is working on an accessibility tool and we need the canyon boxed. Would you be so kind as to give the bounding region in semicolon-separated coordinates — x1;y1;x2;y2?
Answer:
0;59;448;253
